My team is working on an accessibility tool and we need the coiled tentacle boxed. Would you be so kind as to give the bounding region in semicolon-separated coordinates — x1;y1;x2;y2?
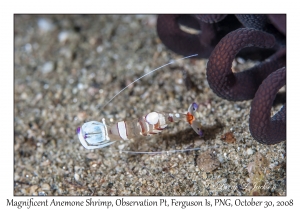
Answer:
249;67;286;144
207;28;285;101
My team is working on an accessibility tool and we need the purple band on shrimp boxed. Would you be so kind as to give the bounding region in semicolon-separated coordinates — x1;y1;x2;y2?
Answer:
76;127;81;134
198;129;204;137
192;102;198;111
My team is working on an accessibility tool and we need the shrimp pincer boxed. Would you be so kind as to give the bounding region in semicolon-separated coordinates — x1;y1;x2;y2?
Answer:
77;102;203;150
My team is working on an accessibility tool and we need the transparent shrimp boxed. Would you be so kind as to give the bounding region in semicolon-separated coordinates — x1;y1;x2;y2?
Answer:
77;102;203;150
76;54;203;151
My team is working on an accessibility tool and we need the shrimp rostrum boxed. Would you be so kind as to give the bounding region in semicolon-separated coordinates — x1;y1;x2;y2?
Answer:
77;102;203;150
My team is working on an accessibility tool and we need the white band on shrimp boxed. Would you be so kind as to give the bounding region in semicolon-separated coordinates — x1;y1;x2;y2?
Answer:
117;121;128;140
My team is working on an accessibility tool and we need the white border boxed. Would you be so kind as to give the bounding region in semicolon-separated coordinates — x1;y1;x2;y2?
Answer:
2;0;299;209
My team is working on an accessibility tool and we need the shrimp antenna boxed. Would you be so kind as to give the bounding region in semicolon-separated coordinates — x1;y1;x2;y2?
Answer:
117;147;201;155
99;54;198;111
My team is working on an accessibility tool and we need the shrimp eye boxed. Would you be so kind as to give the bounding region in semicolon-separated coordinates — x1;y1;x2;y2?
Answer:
196;127;204;137
192;102;199;111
